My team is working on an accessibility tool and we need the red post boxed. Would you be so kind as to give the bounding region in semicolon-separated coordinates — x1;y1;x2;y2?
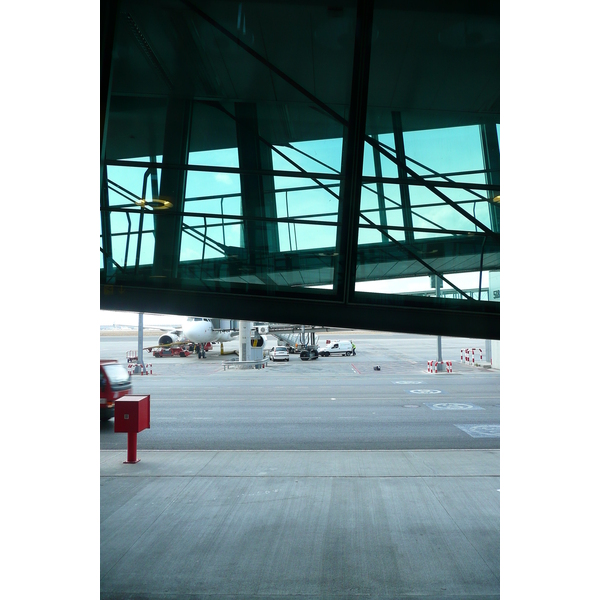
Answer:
125;431;139;464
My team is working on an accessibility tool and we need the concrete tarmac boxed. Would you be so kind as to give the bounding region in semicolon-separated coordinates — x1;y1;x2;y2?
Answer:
101;448;499;599
101;331;499;451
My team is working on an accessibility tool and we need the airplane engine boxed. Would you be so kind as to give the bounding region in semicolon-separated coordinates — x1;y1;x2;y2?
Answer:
158;333;183;345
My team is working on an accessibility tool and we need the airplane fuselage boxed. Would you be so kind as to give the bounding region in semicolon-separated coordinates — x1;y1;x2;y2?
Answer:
182;317;213;344
182;317;237;344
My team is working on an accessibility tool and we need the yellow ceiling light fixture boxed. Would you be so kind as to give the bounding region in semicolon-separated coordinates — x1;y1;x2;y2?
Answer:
135;198;173;210
492;195;500;203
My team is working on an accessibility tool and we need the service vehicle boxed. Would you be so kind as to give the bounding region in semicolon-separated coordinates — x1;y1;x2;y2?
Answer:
299;347;319;361
100;359;132;421
318;340;354;357
152;345;192;358
269;346;290;362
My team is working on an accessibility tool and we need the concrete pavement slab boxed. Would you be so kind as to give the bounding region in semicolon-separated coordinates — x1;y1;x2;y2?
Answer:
404;449;500;477
101;449;499;478
101;450;499;599
100;450;220;477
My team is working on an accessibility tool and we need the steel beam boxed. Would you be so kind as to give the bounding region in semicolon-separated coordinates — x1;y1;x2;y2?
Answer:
100;283;500;340
152;96;192;279
335;0;374;303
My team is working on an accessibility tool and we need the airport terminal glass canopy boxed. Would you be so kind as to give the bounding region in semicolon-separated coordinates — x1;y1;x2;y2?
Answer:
101;0;500;339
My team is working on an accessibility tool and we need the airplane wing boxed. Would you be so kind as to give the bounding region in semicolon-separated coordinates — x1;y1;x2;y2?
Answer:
211;328;239;343
122;323;185;336
265;324;350;335
143;326;183;335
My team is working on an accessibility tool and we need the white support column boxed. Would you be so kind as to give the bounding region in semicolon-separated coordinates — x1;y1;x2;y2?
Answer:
239;320;252;362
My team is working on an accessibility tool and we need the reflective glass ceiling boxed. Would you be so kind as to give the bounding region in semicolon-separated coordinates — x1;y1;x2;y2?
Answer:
101;0;500;338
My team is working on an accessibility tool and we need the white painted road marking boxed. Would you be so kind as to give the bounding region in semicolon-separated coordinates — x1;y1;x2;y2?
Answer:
455;424;500;438
425;403;483;411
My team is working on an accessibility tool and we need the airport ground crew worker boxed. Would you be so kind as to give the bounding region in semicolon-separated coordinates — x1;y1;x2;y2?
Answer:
352;341;356;356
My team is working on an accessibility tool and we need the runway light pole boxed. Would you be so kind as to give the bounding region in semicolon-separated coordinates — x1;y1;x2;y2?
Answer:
137;312;145;374
430;275;443;366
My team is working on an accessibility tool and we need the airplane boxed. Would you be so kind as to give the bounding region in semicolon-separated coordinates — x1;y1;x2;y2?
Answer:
152;317;238;358
144;316;345;359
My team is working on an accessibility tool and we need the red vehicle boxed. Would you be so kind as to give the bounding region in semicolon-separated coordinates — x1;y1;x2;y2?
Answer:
100;360;132;421
152;346;191;358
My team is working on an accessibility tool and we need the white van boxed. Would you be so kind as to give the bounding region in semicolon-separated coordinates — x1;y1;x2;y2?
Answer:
318;340;354;357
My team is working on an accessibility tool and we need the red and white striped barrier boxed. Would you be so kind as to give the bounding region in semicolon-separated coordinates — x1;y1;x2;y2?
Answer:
128;363;153;375
461;349;482;365
428;360;452;373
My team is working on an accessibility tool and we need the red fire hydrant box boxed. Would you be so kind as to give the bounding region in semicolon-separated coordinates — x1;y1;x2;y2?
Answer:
114;395;150;434
114;395;150;464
